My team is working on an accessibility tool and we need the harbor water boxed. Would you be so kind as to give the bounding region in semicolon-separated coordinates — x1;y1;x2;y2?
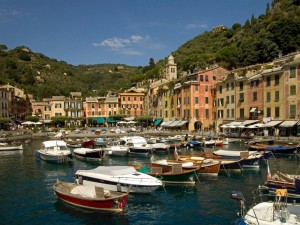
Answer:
0;139;299;225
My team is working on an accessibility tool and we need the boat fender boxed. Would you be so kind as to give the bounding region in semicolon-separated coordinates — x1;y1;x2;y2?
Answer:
117;183;121;192
34;151;40;158
78;176;83;185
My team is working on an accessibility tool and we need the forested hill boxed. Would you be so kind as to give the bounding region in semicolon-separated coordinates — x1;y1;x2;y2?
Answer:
0;0;299;100
171;0;300;72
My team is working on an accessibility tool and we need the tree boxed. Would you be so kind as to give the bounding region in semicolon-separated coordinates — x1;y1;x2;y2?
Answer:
0;44;8;51
51;116;67;127
19;51;31;61
268;18;300;55
215;45;238;69
232;23;242;31
25;115;39;122
149;58;155;69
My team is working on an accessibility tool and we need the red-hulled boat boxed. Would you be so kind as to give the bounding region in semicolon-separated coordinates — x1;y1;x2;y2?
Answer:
53;180;129;212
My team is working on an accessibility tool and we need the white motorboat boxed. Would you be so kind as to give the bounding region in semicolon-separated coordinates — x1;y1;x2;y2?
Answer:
150;143;169;154
232;189;300;225
120;136;152;156
223;138;241;145
73;147;105;161
103;141;129;156
35;140;73;163
74;166;163;193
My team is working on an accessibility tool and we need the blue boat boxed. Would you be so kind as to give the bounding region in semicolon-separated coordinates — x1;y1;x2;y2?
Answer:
265;145;298;155
185;141;204;150
94;137;106;147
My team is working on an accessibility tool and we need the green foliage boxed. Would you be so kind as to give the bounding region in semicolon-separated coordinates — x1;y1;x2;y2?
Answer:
0;118;11;124
0;0;298;99
135;115;154;122
25;115;39;122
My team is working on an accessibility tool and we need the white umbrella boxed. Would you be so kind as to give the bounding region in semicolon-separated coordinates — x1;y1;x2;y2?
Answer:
220;125;228;128
34;122;43;125
127;121;136;124
21;121;35;125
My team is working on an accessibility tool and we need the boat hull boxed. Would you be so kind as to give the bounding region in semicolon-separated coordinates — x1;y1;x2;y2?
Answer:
150;162;199;185
36;151;73;163
53;181;128;212
200;162;221;176
128;147;150;157
0;144;23;151
151;171;197;185
74;149;105;161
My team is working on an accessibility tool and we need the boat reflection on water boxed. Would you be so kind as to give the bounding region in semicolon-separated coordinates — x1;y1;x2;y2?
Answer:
53;200;129;224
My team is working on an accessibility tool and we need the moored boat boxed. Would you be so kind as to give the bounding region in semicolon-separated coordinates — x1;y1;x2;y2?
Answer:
149;160;200;185
264;170;300;195
213;150;264;169
35;140;73;163
73;147;105;161
74;166;163;193
150;143;169;155
231;188;300;225
103;141;129;156
0;143;23;151
178;156;220;176
121;136;152;157
53;180;129;212
249;144;299;155
185;141;203;149
94;137;106;147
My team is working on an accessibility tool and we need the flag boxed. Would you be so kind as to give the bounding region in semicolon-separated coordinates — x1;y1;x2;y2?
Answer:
174;145;179;160
150;154;154;163
266;160;271;179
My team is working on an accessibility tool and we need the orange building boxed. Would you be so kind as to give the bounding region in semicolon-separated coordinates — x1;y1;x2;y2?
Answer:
118;88;145;117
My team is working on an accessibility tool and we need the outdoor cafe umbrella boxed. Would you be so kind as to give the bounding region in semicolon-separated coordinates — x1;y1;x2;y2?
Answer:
21;121;35;125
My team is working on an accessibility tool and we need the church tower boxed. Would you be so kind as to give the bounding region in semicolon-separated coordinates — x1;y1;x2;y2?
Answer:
165;54;177;80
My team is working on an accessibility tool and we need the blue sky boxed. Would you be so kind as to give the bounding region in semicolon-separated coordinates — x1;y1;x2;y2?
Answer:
1;0;271;67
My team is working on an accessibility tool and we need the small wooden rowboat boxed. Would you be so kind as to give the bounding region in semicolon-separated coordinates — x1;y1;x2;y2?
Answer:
178;156;221;176
149;160;200;185
53;180;130;212
0;143;23;151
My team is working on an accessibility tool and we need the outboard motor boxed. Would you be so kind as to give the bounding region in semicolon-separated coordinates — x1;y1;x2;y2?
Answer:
231;191;246;218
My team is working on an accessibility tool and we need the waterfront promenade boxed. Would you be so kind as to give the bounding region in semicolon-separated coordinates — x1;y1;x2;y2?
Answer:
1;128;300;145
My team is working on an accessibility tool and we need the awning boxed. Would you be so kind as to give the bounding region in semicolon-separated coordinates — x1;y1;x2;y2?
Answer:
161;120;188;127
168;120;180;127
154;119;163;126
243;120;259;126
228;121;243;126
161;121;175;127
250;108;256;112
107;118;120;123
279;120;298;128
175;120;188;127
263;120;283;127
93;117;105;124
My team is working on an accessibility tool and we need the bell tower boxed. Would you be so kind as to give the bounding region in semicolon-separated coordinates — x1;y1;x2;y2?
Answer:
165;54;177;80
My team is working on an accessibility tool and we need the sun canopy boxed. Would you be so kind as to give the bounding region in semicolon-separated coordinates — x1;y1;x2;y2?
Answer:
242;120;259;126
154;118;163;126
279;120;298;128
162;120;188;127
263;121;283;127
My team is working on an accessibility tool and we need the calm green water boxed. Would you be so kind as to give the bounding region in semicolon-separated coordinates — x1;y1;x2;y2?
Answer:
0;139;299;225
